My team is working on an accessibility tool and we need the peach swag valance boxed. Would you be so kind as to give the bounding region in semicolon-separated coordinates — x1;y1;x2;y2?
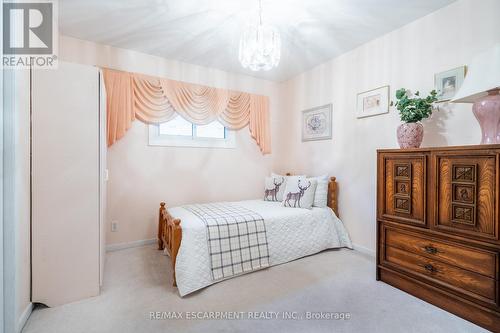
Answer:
102;68;271;154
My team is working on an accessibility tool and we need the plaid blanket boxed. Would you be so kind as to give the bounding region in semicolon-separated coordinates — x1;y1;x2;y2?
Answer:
184;202;270;281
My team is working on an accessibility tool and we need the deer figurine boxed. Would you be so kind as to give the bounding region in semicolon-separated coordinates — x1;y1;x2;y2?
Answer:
264;177;284;201
284;180;311;208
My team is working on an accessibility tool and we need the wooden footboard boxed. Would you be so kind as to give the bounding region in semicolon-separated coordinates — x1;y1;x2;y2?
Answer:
158;175;338;288
158;202;182;286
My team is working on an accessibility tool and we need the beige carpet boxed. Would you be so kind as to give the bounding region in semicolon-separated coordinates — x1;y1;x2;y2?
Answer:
23;245;487;333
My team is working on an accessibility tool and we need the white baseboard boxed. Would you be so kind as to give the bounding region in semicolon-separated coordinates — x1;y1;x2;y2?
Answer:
352;243;376;258
106;238;156;252
17;302;33;333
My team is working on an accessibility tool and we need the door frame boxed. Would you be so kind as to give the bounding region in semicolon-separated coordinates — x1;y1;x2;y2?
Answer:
2;62;18;333
1;0;5;326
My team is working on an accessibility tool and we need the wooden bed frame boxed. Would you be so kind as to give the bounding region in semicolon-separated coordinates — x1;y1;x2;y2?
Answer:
158;175;339;286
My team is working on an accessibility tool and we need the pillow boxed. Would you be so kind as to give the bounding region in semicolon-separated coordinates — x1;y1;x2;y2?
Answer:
264;176;286;202
282;178;318;209
309;174;329;207
264;172;304;202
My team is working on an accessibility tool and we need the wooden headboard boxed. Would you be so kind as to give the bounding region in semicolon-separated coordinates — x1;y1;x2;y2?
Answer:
286;173;339;217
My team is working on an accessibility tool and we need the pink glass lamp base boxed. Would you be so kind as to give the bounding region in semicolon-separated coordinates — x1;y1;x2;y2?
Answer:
473;89;500;144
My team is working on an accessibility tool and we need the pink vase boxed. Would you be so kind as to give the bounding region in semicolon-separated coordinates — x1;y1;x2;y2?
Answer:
472;89;500;144
397;122;424;149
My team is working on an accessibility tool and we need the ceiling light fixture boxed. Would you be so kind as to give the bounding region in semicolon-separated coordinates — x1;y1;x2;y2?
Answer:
238;0;281;71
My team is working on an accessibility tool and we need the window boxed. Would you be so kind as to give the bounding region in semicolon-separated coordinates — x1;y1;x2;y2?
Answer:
149;116;235;148
158;116;192;137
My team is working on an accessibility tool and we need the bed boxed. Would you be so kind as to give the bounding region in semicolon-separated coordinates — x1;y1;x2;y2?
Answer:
157;176;352;296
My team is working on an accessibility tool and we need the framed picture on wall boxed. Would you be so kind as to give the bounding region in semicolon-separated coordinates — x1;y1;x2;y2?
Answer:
301;104;332;142
356;85;390;118
434;66;466;102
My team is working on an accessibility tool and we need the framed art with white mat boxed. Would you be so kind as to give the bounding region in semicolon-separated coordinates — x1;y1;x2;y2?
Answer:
356;85;389;118
302;103;332;142
434;66;466;102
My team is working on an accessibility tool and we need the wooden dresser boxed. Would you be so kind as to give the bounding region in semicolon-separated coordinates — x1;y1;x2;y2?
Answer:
377;145;500;332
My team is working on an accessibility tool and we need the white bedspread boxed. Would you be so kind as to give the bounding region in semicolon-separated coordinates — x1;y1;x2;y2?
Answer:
169;200;352;296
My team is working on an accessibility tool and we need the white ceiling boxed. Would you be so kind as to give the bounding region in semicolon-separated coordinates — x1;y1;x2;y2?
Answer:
60;0;456;82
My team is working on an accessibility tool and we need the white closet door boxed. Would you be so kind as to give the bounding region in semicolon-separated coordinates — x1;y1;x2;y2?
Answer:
32;61;100;306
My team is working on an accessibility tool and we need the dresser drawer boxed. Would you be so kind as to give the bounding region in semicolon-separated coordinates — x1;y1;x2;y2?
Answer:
382;225;498;279
383;245;496;302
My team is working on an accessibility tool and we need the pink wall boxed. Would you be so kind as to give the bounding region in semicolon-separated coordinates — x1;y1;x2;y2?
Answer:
59;36;281;245
59;0;500;252
273;0;500;254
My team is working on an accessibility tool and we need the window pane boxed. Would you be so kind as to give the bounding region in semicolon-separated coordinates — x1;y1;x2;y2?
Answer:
196;122;225;139
159;117;192;136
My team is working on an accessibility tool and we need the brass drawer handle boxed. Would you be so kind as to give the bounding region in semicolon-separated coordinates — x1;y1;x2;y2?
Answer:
424;264;437;273
424;246;438;254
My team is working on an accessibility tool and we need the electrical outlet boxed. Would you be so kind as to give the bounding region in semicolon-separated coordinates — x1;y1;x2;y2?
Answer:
111;221;118;232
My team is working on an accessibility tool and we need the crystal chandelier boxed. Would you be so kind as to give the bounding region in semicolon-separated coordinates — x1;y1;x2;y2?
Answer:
238;0;281;71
